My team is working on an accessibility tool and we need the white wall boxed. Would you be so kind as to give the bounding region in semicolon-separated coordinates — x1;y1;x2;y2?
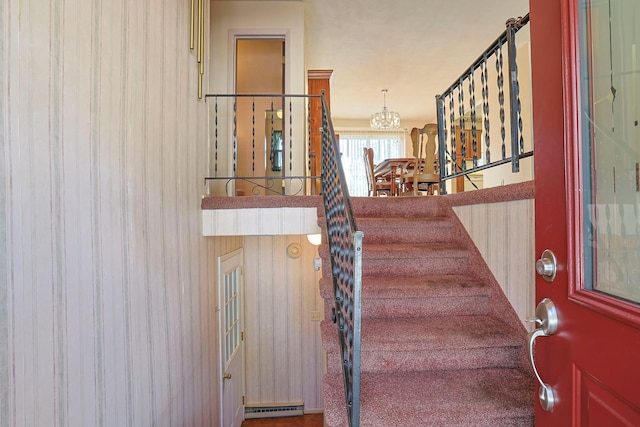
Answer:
1;0;240;426
203;208;321;236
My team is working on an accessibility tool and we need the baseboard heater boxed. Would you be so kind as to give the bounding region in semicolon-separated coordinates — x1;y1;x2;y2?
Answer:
244;402;304;419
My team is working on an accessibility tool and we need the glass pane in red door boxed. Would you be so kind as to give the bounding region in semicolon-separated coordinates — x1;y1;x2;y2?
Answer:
580;0;640;304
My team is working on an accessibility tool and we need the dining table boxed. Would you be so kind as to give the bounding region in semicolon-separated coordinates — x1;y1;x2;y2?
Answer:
373;157;413;196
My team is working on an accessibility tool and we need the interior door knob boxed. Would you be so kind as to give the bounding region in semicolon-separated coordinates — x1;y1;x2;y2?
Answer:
223;372;232;380
536;249;557;282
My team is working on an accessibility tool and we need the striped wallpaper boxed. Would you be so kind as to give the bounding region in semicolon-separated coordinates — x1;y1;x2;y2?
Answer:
1;0;245;426
453;199;536;330
242;236;325;411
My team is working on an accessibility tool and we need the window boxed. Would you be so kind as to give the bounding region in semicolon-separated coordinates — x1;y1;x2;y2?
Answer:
337;130;406;196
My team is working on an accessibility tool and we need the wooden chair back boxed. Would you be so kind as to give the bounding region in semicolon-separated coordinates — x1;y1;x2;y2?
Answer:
363;147;375;196
363;147;392;196
403;124;440;195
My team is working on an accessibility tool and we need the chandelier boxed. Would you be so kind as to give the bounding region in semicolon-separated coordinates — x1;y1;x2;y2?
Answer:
370;89;400;130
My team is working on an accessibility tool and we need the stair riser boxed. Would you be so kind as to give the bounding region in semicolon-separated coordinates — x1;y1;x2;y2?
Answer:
325;347;520;374
353;208;443;218
361;295;490;319
320;278;492;319
322;297;490;325
350;197;444;218
360;226;453;244
363;257;468;276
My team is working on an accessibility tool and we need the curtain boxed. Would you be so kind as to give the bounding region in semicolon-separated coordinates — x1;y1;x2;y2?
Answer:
336;129;406;196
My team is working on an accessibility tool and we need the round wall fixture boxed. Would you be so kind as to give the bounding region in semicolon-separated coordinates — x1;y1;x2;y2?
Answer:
287;242;303;259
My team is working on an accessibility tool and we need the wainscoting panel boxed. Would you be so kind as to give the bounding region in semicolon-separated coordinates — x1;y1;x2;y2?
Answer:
202;208;322;236
0;0;243;426
242;236;324;412
453;200;536;329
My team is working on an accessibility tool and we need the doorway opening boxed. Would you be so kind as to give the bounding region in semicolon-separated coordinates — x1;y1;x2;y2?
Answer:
235;38;286;196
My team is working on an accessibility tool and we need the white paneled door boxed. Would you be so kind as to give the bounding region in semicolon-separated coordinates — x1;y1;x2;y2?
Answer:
219;249;245;427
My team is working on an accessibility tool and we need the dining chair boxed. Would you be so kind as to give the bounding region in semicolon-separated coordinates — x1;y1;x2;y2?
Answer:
363;147;393;196
400;124;440;196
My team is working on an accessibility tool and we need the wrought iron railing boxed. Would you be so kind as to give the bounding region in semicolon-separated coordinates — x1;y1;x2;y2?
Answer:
319;95;363;427
436;14;532;194
203;94;321;196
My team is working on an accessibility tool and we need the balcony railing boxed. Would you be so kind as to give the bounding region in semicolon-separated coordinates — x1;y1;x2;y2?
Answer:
436;14;532;194
203;93;321;196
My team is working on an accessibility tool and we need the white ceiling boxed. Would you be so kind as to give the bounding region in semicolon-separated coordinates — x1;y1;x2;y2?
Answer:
223;0;530;125
304;0;530;125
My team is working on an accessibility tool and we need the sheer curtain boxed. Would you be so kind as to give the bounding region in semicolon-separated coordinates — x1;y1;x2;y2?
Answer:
337;129;406;196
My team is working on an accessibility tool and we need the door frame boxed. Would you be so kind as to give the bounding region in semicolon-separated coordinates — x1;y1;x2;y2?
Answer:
218;247;245;427
227;29;289;95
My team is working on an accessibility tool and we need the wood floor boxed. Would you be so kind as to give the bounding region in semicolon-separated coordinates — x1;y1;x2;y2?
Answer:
241;414;323;426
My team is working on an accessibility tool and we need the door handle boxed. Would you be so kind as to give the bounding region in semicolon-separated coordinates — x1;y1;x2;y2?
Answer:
527;298;558;412
223;372;232;380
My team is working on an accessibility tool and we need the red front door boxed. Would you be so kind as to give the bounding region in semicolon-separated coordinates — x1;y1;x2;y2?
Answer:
531;0;640;425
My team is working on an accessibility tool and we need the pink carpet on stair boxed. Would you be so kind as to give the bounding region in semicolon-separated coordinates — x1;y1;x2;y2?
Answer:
317;188;535;426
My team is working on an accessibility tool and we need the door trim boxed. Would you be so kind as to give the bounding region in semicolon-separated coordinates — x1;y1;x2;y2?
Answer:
227;29;289;94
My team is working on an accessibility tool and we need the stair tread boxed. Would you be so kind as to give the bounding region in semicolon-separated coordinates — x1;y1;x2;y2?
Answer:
357;216;452;226
324;368;534;427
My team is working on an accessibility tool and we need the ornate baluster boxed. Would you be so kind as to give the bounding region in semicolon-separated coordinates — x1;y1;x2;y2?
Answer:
436;93;448;194
507;17;522;172
233;97;237;176
441;96;449;176
469;66;478;168
458;78;466;171
496;38;506;160
289;97;293;178
481;53;491;163
214;96;219;177
449;93;456;176
252;97;256;176
307;97;312;188
271;98;275;185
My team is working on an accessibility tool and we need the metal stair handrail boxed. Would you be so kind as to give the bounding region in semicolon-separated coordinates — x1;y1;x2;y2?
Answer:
319;93;363;427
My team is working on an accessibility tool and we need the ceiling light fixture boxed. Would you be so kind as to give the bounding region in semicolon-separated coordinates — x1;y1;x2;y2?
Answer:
370;89;400;130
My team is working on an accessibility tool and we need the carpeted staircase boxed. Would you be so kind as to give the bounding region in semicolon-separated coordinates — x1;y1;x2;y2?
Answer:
318;196;535;426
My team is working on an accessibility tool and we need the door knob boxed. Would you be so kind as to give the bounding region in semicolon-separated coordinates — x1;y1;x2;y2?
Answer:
527;298;558;412
223;372;232;380
536;249;557;282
